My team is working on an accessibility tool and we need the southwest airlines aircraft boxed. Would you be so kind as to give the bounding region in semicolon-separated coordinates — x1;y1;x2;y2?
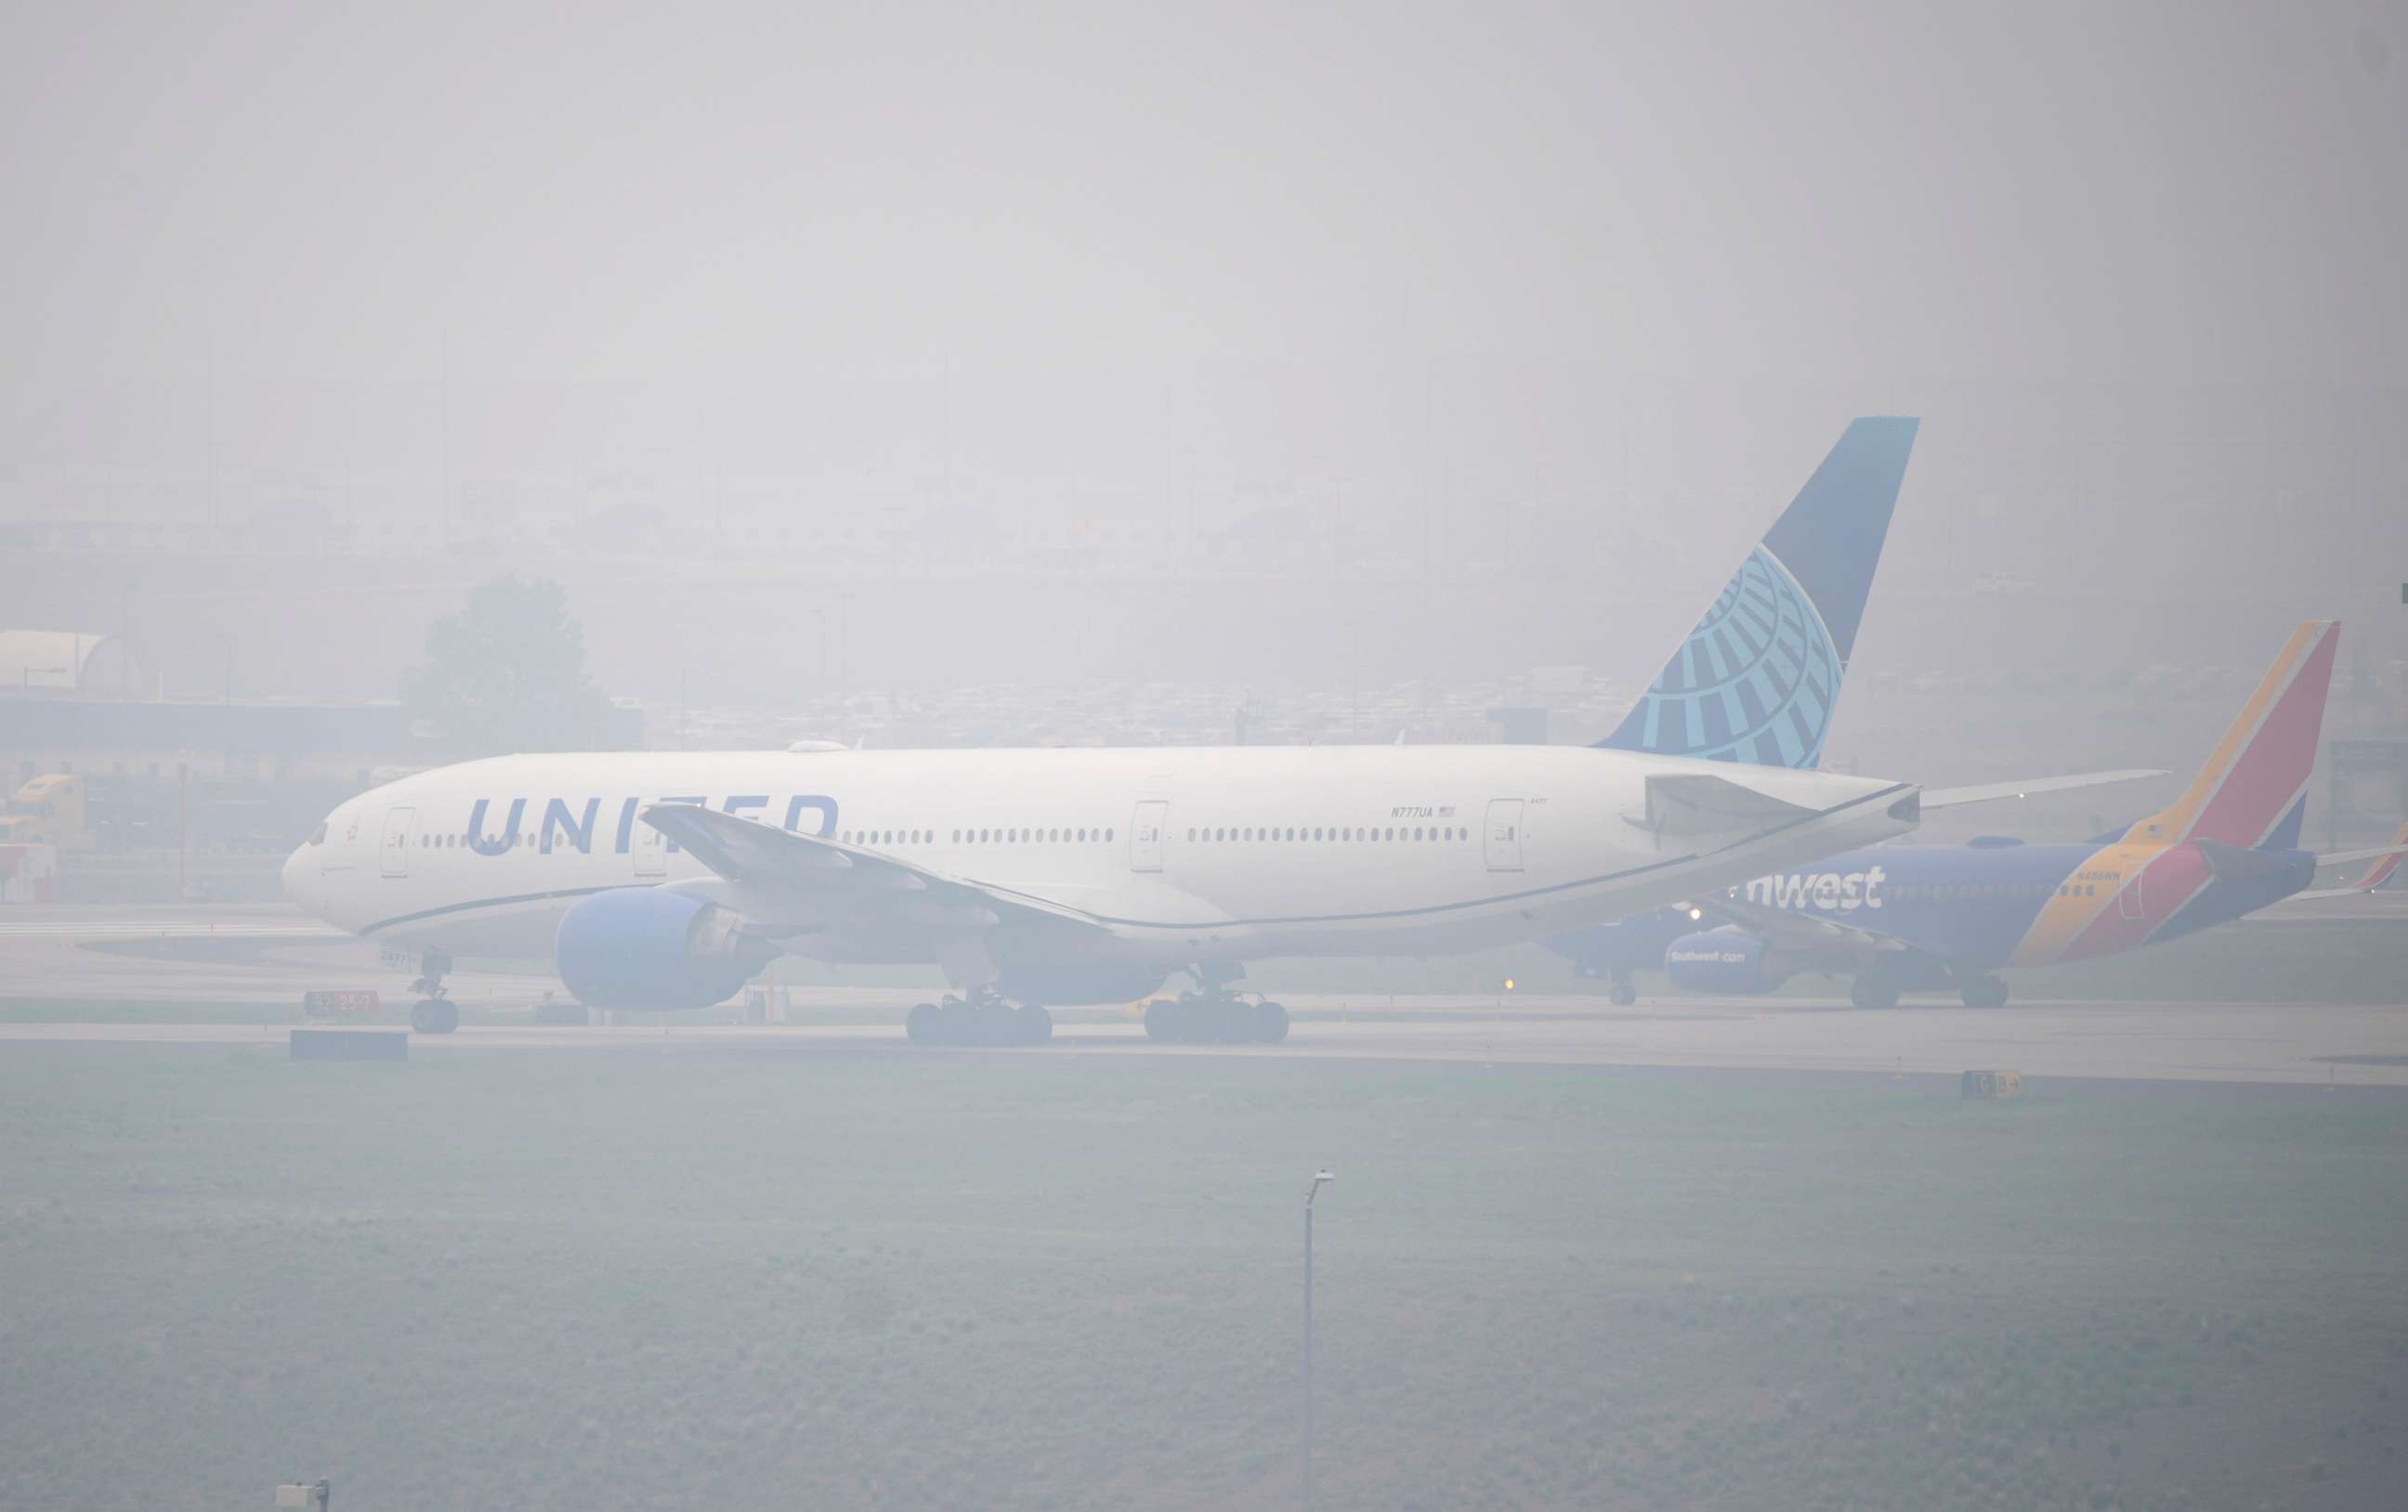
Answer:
1559;621;2408;1008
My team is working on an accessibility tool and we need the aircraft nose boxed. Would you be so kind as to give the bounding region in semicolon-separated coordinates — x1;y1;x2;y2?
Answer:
281;843;318;915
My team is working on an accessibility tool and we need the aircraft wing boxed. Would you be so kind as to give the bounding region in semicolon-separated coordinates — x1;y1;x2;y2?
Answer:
2289;825;2408;898
1920;769;2169;811
637;802;1116;938
2309;840;2408;870
1686;893;1915;958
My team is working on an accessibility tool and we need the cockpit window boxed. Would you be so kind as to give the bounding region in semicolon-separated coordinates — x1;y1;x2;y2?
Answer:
308;824;327;846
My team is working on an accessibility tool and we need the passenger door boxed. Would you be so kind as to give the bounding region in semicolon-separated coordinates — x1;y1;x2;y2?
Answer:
1484;799;1525;872
1129;800;1169;872
2118;867;2145;920
379;807;415;879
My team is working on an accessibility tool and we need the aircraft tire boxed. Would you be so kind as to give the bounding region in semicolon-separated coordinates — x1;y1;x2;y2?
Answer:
1213;1000;1253;1043
1018;1005;1054;1044
1607;981;1638;1008
1254;1000;1289;1043
1144;998;1177;1042
410;999;459;1035
906;1002;938;1044
1958;977;2009;1010
1849;977;1900;1012
933;1000;976;1045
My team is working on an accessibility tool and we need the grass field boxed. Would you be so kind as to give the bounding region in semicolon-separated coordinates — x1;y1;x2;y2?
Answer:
3;1045;2405;1510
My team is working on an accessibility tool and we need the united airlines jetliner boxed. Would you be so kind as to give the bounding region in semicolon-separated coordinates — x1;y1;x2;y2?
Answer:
290;744;1921;1040
1577;621;2408;1008
285;420;1939;1042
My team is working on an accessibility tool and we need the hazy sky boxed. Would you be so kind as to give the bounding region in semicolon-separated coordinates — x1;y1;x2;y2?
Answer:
7;4;2400;434
4;2;2403;702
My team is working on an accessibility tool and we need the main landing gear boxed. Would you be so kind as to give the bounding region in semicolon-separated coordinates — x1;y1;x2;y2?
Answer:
1957;975;2010;1009
408;948;460;1035
905;989;1054;1047
1144;990;1289;1045
1605;973;1640;1008
1849;975;1901;1012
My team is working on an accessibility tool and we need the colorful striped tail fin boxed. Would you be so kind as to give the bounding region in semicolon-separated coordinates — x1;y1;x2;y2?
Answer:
2120;620;2339;849
1596;416;1918;768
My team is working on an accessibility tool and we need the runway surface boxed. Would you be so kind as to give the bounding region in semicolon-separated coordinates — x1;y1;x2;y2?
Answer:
2;903;2402;1086
4;998;2404;1087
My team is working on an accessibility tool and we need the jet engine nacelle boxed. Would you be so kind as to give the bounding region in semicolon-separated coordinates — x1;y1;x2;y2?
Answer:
1663;928;1789;995
556;888;764;1011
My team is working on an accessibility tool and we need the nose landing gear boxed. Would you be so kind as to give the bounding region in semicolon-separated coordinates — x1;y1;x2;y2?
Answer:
405;948;459;1035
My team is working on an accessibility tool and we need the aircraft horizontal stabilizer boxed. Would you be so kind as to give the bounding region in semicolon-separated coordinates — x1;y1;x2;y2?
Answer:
2287;837;2408;899
1919;769;2169;811
2310;840;2408;869
1625;773;1822;839
2293;821;2408;898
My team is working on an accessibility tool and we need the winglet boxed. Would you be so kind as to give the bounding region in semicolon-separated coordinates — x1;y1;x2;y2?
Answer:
1597;416;1918;768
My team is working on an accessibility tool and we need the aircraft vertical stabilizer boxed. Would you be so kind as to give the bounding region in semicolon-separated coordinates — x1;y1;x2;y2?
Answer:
2120;620;2340;849
1596;416;1918;768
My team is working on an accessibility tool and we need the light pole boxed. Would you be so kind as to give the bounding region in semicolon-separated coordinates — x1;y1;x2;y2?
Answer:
1302;1168;1336;1508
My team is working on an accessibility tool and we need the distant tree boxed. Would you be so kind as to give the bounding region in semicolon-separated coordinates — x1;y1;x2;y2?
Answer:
402;577;616;753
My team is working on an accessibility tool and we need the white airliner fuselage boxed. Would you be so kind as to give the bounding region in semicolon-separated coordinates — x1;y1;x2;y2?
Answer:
287;744;1917;1023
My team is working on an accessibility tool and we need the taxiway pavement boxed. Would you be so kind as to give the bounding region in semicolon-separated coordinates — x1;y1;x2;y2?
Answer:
3;905;2403;1087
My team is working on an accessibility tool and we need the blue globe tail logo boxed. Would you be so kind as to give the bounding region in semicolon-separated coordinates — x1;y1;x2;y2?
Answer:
1615;546;1842;768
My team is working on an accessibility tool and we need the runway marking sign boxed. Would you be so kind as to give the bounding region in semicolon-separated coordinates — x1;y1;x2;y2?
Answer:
303;989;381;1018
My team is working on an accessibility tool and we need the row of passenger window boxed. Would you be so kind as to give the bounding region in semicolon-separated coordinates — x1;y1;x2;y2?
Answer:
1188;825;1468;843
1882;880;2104;903
410;826;1125;852
903;827;1117;845
417;831;585;851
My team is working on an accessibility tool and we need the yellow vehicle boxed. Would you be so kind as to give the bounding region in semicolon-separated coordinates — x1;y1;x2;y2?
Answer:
1;775;93;849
